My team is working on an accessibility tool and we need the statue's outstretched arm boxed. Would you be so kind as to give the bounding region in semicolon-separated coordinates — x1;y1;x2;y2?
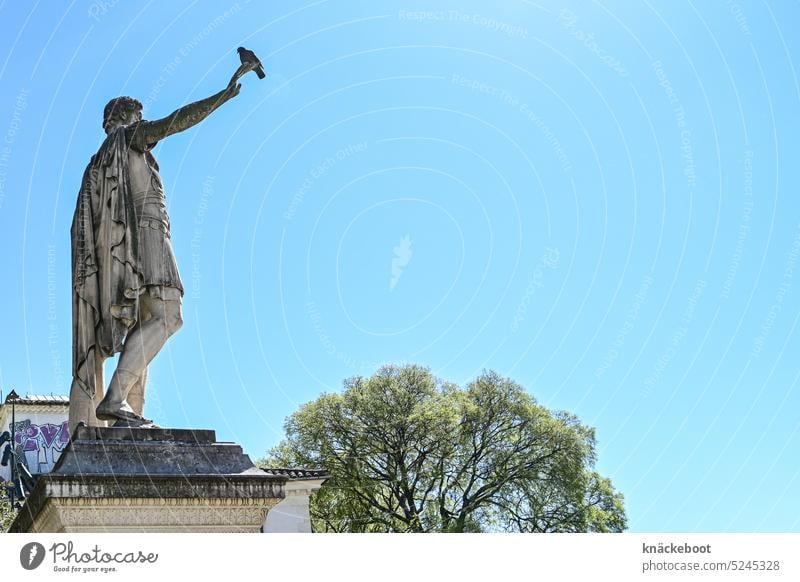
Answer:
135;82;240;146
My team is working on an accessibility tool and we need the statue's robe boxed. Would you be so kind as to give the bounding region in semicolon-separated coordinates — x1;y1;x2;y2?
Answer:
70;127;144;429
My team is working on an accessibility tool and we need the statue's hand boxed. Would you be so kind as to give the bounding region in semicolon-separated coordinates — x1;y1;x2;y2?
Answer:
228;63;253;88
223;81;242;100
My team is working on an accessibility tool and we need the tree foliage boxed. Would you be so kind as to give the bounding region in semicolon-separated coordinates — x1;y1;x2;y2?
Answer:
0;483;18;532
265;365;626;532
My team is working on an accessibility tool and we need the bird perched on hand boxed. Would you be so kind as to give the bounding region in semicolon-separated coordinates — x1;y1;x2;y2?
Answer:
237;46;265;79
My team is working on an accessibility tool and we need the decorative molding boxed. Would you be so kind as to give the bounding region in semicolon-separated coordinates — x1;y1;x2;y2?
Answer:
32;497;280;533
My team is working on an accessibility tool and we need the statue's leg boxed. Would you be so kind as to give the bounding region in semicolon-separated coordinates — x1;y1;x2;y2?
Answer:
126;301;151;418
127;367;147;417
96;293;182;421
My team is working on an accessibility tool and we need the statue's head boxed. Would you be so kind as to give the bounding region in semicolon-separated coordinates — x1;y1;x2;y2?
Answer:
102;96;143;134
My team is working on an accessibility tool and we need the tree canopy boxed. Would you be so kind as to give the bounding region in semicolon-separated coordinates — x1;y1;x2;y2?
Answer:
0;483;18;532
265;364;626;533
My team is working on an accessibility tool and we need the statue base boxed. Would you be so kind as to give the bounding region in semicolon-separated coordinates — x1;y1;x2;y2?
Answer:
9;425;286;533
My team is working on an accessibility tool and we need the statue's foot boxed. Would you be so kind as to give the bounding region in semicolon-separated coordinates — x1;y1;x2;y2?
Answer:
97;368;140;420
96;401;153;426
112;416;159;429
95;398;128;421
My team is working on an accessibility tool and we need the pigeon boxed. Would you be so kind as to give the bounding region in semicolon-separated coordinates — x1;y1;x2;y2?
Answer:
237;46;265;79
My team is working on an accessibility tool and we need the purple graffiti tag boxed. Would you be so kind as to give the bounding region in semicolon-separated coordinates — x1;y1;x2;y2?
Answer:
39;424;60;448
9;419;70;473
12;419;31;446
18;424;40;451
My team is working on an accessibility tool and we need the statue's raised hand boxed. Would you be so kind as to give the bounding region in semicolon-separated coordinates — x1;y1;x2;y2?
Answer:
223;79;242;101
228;63;250;88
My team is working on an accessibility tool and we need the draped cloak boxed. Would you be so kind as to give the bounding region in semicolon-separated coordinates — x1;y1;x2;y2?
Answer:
71;127;144;401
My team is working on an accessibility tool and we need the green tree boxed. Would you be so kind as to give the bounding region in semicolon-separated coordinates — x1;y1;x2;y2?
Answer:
264;364;626;532
0;483;18;532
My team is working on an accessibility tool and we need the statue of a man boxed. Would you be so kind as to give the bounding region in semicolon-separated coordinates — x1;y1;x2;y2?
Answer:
70;65;252;431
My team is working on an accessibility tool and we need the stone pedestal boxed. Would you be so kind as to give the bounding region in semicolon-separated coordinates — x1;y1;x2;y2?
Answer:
9;426;286;533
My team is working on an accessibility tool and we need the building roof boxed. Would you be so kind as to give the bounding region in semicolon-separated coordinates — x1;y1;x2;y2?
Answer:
260;467;329;480
1;394;69;406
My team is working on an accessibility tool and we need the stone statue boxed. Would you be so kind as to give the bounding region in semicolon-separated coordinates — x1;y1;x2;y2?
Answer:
69;59;260;432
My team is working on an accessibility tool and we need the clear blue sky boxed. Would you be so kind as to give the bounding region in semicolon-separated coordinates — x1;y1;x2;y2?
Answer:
1;0;799;532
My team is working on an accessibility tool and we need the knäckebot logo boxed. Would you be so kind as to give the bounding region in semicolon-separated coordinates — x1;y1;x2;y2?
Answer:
20;542;46;570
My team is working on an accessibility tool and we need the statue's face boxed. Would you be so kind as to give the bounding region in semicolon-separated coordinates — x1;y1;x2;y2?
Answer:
108;108;141;132
126;108;143;125
108;109;142;132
